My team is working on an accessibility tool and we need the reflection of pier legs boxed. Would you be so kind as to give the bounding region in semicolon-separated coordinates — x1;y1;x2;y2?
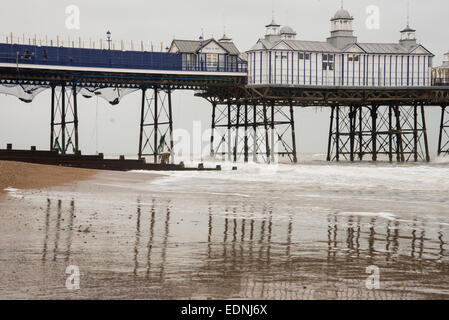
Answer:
204;204;300;299
209;100;297;163
41;198;76;263
134;198;171;281
128;198;171;283
438;105;449;156
138;87;174;164
327;105;430;162
50;84;79;155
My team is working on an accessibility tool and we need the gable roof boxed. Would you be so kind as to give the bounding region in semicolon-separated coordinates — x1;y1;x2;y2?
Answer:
219;42;240;55
342;43;366;53
250;39;272;51
356;43;434;55
170;40;199;53
271;41;295;50
357;43;411;54
171;39;240;55
249;39;339;53
248;37;434;56
284;40;338;52
409;44;434;56
250;41;267;51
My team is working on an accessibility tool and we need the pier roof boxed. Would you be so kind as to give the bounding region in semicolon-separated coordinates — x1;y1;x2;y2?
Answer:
171;39;240;55
250;38;433;55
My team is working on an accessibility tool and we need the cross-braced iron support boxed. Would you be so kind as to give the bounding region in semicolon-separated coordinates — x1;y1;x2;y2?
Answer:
438;105;449;156
327;105;430;162
50;84;79;155
138;87;174;164
209;100;297;163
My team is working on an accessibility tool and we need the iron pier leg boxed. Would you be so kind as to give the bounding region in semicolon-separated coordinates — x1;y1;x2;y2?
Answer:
234;104;241;162
270;102;275;163
210;102;216;158
61;85;66;155
413;103;419;162
394;106;404;162
371;106;378;162
349;106;355;162
227;101;231;162
50;85;78;155
358;106;363;161
73;85;79;154
421;104;430;162
168;88;174;164
262;101;270;163
154;87;158;164
336;106;340;162
244;102;248;163
138;88;146;160
388;105;393;162
327;106;335;162
438;105;446;156
289;101;298;163
50;85;55;151
253;105;257;162
438;106;445;156
138;87;173;163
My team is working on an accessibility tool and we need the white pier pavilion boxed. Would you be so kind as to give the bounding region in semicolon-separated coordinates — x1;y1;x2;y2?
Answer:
247;5;434;87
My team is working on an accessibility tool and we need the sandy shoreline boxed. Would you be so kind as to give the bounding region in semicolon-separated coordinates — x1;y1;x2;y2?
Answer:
1;161;449;299
0;160;98;193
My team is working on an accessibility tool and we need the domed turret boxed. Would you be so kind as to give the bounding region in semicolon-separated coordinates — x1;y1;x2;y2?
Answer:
399;23;417;48
327;4;357;49
332;8;352;20
280;26;297;40
266;18;281;36
399;3;419;49
264;13;282;42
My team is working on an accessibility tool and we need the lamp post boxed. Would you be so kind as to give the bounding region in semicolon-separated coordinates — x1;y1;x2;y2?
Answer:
106;30;112;50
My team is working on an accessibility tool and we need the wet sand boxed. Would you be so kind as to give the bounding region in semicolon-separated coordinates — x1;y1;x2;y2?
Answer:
1;162;449;299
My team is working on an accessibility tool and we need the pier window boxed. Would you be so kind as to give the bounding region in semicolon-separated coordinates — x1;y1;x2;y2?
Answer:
322;54;334;71
182;54;195;70
348;54;359;62
206;54;218;68
300;53;310;60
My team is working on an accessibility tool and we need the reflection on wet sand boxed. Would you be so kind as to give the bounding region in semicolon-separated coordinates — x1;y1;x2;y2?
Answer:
5;194;449;299
42;198;75;263
197;205;449;299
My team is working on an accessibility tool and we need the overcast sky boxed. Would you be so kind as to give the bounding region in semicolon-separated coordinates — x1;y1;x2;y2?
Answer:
0;0;448;158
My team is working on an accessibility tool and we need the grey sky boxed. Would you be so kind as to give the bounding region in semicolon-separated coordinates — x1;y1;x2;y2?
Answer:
0;0;448;157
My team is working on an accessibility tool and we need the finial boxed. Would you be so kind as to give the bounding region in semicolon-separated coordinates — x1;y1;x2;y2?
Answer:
341;0;344;9
407;0;410;26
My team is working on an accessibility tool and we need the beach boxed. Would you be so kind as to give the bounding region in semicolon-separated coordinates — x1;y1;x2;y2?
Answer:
1;160;449;299
0;161;97;192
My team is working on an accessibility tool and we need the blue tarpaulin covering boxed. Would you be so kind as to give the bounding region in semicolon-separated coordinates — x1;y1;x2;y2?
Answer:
0;43;183;71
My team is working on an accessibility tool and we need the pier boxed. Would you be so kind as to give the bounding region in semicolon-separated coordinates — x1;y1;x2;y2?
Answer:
1;4;449;166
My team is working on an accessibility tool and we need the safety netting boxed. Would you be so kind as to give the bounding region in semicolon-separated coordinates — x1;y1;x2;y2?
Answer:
79;87;138;105
0;84;138;105
0;84;49;103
